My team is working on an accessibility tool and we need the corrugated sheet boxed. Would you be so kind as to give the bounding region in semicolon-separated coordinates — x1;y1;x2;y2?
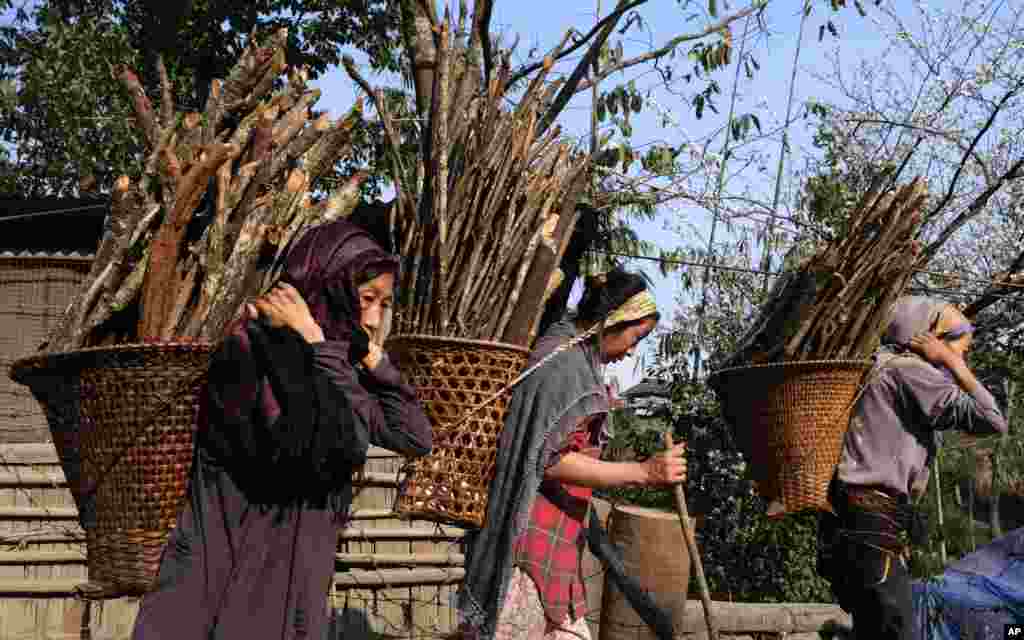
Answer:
0;197;106;255
0;251;94;260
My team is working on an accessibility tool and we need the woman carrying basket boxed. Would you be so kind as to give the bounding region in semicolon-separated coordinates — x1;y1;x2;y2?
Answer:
132;218;433;640
817;296;1007;640
458;269;688;640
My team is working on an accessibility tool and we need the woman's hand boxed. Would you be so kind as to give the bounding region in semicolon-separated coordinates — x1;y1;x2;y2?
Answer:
248;283;325;344
909;332;958;367
641;442;688;486
362;342;384;370
910;331;983;394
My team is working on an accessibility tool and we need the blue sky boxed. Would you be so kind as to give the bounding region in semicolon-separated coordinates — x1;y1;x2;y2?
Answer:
309;0;905;391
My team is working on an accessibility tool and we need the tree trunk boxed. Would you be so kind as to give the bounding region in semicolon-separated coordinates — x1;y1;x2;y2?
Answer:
403;0;438;120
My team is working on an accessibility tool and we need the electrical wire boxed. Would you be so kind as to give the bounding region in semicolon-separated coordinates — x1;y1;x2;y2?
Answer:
0;204;108;221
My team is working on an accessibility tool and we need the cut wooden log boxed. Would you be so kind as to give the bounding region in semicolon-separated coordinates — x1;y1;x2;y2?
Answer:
40;27;370;351
722;178;929;367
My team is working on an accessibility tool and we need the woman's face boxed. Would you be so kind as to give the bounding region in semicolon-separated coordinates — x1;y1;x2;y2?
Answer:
599;317;658;364
945;332;972;357
936;305;973;357
358;272;394;340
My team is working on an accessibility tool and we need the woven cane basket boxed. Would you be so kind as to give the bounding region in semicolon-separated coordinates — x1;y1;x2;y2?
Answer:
708;359;872;516
387;335;529;529
9;341;213;597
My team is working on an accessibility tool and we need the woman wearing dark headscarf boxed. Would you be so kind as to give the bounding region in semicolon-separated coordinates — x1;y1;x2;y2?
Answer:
817;296;1007;640
131;219;432;640
458;269;687;640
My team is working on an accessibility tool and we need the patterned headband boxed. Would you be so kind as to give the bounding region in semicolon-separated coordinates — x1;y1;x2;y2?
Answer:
604;290;658;328
939;323;975;341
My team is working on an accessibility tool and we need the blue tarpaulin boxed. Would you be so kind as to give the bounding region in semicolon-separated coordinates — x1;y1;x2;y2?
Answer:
913;526;1024;639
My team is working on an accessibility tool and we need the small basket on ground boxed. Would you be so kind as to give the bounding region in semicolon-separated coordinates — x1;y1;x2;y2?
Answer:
708;359;872;516
9;341;213;597
387;334;529;529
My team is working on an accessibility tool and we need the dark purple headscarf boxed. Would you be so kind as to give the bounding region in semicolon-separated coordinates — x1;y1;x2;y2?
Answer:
278;219;399;342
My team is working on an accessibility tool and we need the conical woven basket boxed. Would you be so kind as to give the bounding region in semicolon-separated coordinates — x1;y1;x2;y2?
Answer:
708;359;872;516
386;334;529;529
9;341;213;597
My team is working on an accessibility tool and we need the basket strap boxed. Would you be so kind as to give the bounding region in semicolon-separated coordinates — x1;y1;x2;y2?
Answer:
438;323;603;435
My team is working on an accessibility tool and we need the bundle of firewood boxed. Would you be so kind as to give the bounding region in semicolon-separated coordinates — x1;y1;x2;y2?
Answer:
44;29;368;353
722;176;929;368
345;10;590;347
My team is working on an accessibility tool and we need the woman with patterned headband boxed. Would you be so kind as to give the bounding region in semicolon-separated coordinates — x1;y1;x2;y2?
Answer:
817;296;1007;640
458;269;688;640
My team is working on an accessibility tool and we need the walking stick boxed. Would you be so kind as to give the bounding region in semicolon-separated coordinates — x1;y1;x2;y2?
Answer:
664;431;719;640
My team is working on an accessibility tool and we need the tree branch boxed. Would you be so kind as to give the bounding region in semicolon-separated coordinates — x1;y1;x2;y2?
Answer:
115;65;157;148
402;0;439;118
923;80;1024;227
922;155;1024;261
576;0;767;94
537;0;631;137
475;0;495;85
963;245;1024;319
505;0;649;89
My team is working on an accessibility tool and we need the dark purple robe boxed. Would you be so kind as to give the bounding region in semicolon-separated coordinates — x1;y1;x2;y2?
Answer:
131;220;432;640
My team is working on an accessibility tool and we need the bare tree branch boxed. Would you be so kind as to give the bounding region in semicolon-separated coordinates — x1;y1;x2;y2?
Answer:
575;0;768;94
847;117;993;182
922;155;1024;261
923;80;1024;227
475;0;495;85
963;242;1024;318
536;0;628;137
505;0;649;89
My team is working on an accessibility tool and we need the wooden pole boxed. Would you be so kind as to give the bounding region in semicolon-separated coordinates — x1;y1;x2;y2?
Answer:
992;377;1015;539
932;449;948;566
663;431;718;640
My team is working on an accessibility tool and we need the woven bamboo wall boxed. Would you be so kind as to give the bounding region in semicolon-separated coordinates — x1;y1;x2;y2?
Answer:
0;255;91;443
332;448;466;638
0;443;139;640
0;444;473;639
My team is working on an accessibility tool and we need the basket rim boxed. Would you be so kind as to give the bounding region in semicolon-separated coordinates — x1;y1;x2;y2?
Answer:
385;333;530;355
9;340;215;384
708;358;873;381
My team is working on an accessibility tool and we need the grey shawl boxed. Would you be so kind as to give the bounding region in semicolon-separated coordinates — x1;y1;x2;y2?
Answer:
457;319;609;638
837;296;1007;498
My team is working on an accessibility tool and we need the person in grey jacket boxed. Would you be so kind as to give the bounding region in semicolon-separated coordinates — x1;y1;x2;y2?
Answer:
817;296;1007;640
